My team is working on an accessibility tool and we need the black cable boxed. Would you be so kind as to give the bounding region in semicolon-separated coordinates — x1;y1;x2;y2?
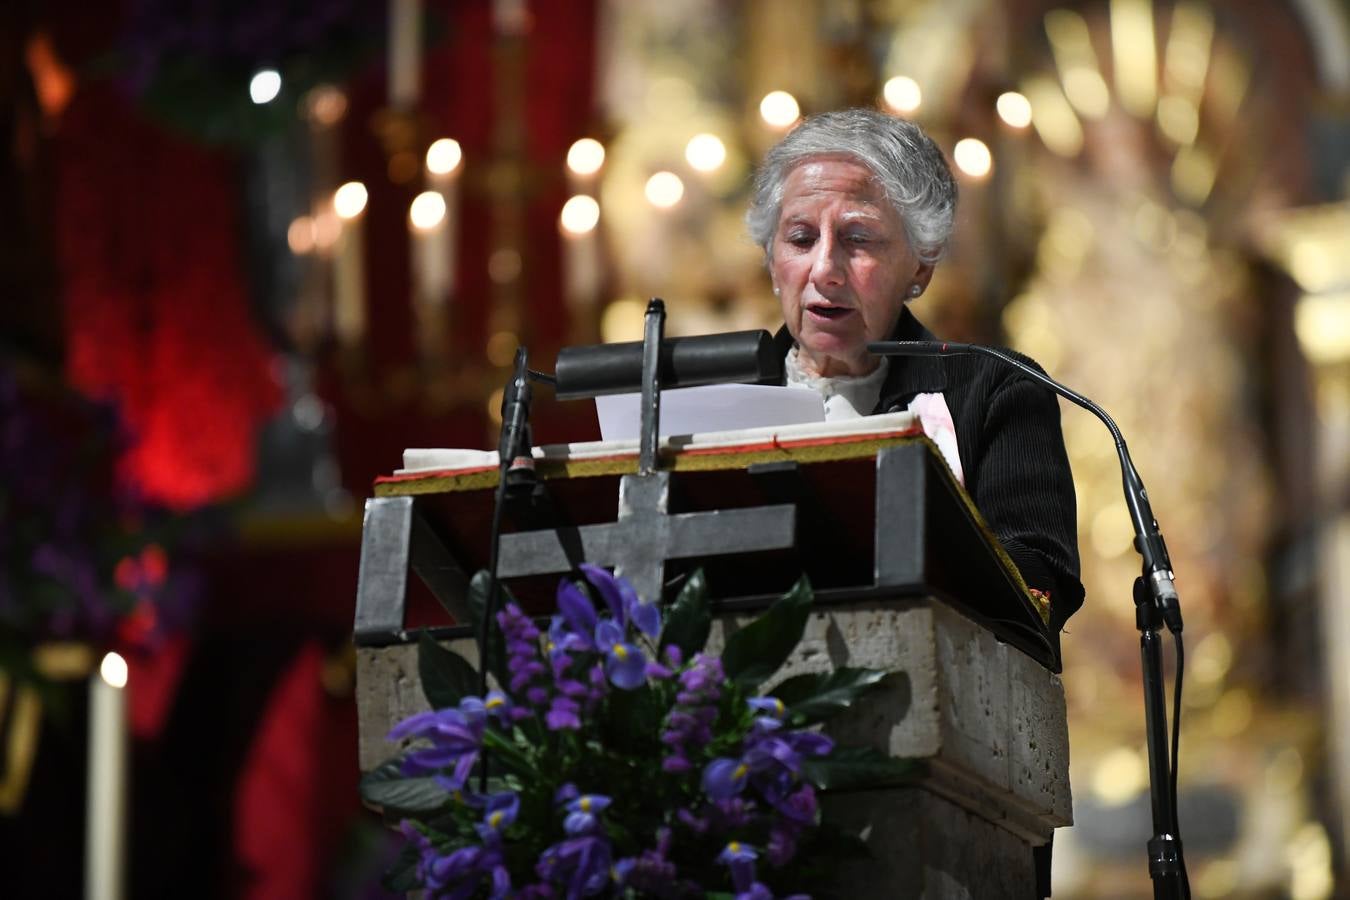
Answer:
1172;630;1190;897
477;457;511;794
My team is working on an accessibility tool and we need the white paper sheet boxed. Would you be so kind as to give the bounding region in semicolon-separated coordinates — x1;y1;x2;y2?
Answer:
594;383;825;441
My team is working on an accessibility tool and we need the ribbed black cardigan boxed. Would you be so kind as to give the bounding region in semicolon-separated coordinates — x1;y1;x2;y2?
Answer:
772;308;1086;632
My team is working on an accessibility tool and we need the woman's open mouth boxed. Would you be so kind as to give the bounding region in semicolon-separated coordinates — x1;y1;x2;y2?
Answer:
807;304;854;320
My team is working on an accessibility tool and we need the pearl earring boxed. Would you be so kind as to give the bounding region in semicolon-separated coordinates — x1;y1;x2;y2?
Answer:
773;286;781;296
909;284;923;298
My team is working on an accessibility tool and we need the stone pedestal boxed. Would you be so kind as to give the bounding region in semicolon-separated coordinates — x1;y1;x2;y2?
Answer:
356;596;1070;899
711;598;1071;898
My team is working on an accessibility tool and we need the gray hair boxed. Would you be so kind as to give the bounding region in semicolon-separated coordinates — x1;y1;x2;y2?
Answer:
746;108;958;265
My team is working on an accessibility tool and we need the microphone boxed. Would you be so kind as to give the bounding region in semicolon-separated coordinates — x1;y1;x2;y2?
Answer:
498;347;535;494
554;330;782;401
867;339;1181;632
867;339;1191;895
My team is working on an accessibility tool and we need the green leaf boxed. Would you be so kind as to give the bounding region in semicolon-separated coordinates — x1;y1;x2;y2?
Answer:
466;570;511;688
481;727;540;780
381;842;422;893
602;683;667;756
359;758;450;814
771;667;891;727
802;747;924;792
660;569;712;660
721;576;813;690
417;630;481;710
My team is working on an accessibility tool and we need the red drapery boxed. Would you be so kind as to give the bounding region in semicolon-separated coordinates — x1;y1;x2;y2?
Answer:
53;84;280;511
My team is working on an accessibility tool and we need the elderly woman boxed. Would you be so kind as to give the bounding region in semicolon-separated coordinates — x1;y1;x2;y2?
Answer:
747;108;1084;637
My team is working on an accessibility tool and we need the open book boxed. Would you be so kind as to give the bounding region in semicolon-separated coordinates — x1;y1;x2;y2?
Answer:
397;381;972;479
398;410;918;475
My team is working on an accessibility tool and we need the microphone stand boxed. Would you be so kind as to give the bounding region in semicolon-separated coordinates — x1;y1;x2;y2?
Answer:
868;340;1190;899
478;346;533;791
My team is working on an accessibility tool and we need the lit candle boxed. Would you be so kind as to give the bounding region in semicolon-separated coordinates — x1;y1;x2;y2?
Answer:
560;195;602;311
332;182;369;349
413;140;462;364
423;140;462;302
86;652;128;900
388;0;423;109
563;139;606;319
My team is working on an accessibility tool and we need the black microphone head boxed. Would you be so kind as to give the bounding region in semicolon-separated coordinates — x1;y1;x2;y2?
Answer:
554;330;782;400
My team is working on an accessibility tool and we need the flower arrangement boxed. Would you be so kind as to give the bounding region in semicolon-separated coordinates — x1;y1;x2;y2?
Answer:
361;565;918;898
0;367;196;658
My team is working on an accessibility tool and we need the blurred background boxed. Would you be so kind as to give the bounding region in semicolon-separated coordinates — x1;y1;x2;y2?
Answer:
0;0;1347;896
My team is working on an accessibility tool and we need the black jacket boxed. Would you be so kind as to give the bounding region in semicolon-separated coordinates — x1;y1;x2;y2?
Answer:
773;308;1085;631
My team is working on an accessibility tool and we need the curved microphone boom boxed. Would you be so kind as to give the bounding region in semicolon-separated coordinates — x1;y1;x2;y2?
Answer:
868;338;1190;899
868;340;1180;629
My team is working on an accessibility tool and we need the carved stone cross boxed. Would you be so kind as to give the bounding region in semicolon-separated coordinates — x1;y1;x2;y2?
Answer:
497;471;796;604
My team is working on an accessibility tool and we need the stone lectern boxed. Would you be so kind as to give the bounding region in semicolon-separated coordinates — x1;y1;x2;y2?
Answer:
353;421;1071;898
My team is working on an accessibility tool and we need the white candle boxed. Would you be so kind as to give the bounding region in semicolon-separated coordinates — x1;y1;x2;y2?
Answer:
86;652;128;900
415;172;457;308
388;0;423;109
562;144;604;317
332;182;369;348
410;187;452;364
562;216;602;312
414;140;463;363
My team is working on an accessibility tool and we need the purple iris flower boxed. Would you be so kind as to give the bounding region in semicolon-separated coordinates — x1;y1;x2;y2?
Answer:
401;818;511;899
388;699;486;792
776;783;818;825
766;823;798;868
579;563;662;639
747;697;786;717
715;841;811;900
612;828;682;896
742;737;806;806
483;689;522;725
477;791;520;840
562;793;611;836
429;844;508;899
536;835;612;897
704;726;833;804
555;580;599;645
578;563;630;619
747;696;787;731
552;567;662;692
717;841;760;894
595;619;646;690
702;757;750;800
547;615;589;676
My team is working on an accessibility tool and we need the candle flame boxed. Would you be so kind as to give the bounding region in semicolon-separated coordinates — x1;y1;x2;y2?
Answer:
99;653;128;689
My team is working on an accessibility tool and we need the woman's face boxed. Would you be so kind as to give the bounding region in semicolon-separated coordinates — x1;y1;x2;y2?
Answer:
770;155;933;378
